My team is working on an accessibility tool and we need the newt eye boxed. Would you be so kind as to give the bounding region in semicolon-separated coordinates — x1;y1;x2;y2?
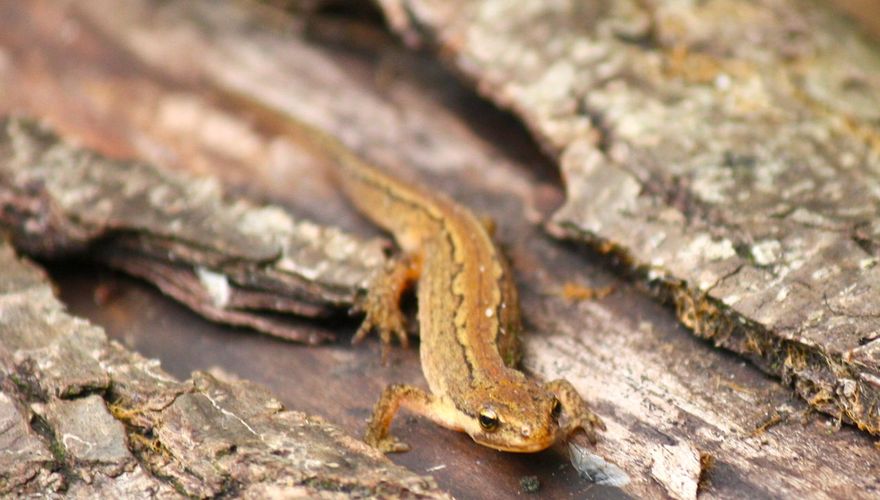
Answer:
551;397;562;421
478;408;499;432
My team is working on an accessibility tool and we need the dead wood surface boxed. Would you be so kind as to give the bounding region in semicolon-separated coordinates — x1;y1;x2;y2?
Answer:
0;239;445;498
0;116;385;343
375;0;880;436
0;0;879;498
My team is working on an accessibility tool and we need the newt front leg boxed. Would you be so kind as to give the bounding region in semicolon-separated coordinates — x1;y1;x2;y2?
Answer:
352;254;422;358
544;379;606;444
364;384;464;453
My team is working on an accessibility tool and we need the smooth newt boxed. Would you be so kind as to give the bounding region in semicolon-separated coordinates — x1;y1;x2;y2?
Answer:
296;118;604;453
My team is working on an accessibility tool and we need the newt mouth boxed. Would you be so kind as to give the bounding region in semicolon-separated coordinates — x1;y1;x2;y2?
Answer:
474;435;556;453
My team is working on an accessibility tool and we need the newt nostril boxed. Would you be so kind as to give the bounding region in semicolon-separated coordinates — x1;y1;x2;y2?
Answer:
521;425;532;437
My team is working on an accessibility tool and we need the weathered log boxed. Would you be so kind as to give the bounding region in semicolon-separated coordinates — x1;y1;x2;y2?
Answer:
374;0;880;436
0;240;445;498
2;0;880;497
0;116;385;343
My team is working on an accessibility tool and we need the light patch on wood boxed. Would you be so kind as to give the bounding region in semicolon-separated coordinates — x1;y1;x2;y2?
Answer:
649;442;701;500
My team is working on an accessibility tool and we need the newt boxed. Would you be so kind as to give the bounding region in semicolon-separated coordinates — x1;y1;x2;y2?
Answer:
291;117;604;453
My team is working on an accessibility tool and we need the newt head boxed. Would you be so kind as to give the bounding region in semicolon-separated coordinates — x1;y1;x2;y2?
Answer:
459;377;564;453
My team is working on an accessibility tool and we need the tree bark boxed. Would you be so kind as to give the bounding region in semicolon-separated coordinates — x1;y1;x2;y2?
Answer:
0;239;445;498
1;0;879;497
0;117;385;344
376;0;880;436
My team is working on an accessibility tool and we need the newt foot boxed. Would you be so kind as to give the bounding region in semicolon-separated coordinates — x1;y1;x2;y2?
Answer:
352;290;409;350
545;379;606;444
366;434;411;454
352;255;420;359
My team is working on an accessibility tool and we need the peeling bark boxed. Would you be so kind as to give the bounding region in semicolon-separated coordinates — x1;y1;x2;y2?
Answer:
2;0;880;497
0;240;446;498
0;117;385;344
374;0;880;435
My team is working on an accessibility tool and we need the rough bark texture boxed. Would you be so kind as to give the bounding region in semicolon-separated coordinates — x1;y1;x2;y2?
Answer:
0;116;385;344
0;240;445;498
1;0;880;498
374;0;880;435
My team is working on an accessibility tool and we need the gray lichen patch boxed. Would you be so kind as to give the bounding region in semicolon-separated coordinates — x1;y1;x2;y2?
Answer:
378;0;880;433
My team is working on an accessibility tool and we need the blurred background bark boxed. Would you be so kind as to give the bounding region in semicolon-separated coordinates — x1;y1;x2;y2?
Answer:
1;1;879;498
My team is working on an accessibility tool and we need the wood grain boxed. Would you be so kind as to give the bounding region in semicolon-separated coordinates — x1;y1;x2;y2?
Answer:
1;0;878;497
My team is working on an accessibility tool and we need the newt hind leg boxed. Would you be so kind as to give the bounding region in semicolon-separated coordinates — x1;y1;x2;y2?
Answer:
352;254;421;358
